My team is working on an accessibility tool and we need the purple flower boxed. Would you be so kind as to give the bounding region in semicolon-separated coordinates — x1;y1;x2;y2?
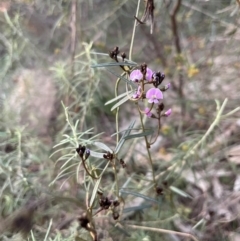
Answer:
130;70;143;82
146;68;153;81
164;109;172;117
144;107;152;117
132;86;142;99
146;88;163;103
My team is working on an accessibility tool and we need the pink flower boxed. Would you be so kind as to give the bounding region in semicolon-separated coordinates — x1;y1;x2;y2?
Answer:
132;86;142;99
146;88;163;104
145;68;153;81
144;107;152;117
164;108;172;117
130;68;153;82
130;70;143;82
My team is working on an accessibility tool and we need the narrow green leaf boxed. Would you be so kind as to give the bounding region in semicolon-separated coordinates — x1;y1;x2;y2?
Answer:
111;127;139;137
74;119;80;129
123;204;152;213
115;121;135;154
90;150;104;158
105;90;133;106
105;68;136;86
192;218;205;230
170;186;193;199
120;190;158;203
89;162;110;208
89;178;102;208
124;130;154;140
111;94;131;111
94;142;112;152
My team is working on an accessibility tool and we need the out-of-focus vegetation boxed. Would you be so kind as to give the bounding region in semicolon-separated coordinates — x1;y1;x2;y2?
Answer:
0;0;240;241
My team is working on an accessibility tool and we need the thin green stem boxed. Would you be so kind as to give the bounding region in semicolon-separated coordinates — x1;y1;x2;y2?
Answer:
129;0;141;61
138;106;156;186
115;72;126;144
112;158;120;198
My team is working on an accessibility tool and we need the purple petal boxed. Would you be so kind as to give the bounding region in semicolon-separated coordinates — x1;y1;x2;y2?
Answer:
144;107;152;117
130;70;143;82
146;88;163;101
164;108;172;117
146;88;155;99
155;89;163;99
146;68;153;81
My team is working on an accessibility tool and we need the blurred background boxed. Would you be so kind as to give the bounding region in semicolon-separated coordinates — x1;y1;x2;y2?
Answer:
0;0;240;240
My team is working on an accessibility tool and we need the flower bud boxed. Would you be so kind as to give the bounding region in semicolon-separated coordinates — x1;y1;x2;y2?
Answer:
164;109;172;117
85;149;90;160
160;83;171;91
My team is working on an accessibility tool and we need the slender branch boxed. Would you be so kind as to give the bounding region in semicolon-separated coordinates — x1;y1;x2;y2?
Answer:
170;0;182;54
127;224;199;241
167;0;185;115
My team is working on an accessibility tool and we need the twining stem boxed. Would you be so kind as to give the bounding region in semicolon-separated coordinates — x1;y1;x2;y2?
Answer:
129;0;141;61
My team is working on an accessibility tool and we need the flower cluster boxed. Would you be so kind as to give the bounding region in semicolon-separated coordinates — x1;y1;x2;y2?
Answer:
129;64;171;119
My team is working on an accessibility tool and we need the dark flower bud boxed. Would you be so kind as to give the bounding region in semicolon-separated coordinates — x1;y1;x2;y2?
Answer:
85;149;90;160
113;200;120;207
109;51;114;59
78;214;89;229
153;72;165;87
140;63;147;76
163;181;168;186
79;146;86;158
121;52;127;60
120;158;126;168
103;152;114;160
112;211;119;220
156;186;164;195
160;73;165;81
113;46;119;54
99;196;112;209
158;103;164;111
76;144;81;153
76;144;86;158
103;154;107;159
